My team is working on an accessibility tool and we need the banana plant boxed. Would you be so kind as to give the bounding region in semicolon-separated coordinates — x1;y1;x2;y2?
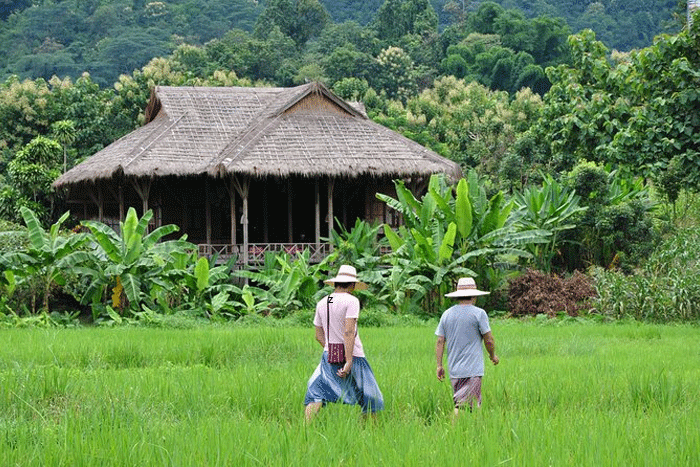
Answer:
1;207;90;313
77;207;189;318
513;174;587;272
378;172;549;300
184;256;239;317
234;249;337;314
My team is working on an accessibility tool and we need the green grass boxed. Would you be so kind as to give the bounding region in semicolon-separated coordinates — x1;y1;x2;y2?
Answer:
1;320;699;466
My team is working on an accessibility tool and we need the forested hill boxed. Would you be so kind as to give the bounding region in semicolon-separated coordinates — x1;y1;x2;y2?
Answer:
0;0;681;88
320;0;680;51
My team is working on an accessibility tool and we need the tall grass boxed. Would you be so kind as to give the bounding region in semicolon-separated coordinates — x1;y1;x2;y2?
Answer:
1;321;698;466
591;227;700;322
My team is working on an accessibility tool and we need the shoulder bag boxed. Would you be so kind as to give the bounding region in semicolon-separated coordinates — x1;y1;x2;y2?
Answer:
326;295;346;364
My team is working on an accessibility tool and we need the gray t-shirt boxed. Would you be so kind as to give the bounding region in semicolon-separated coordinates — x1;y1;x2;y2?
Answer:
435;304;491;378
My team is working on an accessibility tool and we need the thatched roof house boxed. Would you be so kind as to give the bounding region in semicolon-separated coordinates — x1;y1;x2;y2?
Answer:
54;82;462;263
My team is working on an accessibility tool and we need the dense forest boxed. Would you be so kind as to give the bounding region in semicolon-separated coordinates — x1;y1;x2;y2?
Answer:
0;0;683;88
0;0;699;322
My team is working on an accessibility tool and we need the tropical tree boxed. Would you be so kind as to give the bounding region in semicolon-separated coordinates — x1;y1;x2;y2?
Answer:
253;0;330;47
374;46;417;101
6;135;62;223
50;119;76;173
0;207;89;313
234;249;338;315
377;172;548;312
512;174;587;272
77;207;194;319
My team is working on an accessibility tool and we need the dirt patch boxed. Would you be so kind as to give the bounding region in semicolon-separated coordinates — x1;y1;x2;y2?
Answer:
508;269;597;317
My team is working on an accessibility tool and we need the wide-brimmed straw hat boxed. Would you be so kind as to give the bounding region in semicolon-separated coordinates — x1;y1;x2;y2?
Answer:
445;277;490;298
324;264;367;290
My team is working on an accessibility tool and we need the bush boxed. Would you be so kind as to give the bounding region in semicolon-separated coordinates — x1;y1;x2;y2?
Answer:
590;227;700;322
508;269;597;317
0;219;27;254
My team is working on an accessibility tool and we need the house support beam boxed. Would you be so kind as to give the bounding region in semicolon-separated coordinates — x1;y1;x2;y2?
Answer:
86;184;104;221
119;184;124;222
231;175;250;266
131;177;152;217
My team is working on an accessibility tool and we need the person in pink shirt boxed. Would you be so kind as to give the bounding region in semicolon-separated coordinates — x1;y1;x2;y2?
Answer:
304;265;384;421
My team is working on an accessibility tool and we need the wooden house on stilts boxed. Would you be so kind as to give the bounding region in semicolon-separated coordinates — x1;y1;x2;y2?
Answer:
53;82;462;265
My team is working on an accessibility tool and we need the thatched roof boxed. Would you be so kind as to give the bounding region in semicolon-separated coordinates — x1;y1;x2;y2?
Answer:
53;82;462;187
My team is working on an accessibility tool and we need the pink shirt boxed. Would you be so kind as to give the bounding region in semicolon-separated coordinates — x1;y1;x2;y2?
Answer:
314;292;365;358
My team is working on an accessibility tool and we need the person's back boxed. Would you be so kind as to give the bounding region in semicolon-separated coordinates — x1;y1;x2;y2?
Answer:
435;277;499;415
437;304;489;378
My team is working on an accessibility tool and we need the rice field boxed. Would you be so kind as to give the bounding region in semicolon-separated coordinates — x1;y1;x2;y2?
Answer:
1;318;698;466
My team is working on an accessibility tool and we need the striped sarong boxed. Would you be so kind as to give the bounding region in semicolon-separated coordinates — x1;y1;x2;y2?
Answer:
304;352;384;413
450;376;482;410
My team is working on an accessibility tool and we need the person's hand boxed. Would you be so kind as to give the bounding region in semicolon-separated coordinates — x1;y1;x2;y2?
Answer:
491;355;499;365
437;365;445;381
337;362;352;378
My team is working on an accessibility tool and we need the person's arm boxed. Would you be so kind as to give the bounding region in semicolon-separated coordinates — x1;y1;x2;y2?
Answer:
314;325;325;348
482;331;499;365
337;317;356;378
436;335;446;381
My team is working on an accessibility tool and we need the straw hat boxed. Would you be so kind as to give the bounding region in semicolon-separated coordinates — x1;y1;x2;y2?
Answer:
445;277;490;298
324;264;367;290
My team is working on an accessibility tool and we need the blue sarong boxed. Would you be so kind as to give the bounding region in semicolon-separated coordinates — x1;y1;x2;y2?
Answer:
304;352;384;413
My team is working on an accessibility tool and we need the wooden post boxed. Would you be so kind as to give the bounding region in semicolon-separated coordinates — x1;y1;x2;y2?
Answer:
231;175;250;267
242;191;249;266
97;185;103;222
118;184;124;223
87;187;101;221
131;178;151;217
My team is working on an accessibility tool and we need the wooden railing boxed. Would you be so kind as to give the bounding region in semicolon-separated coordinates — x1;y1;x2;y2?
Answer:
197;243;332;265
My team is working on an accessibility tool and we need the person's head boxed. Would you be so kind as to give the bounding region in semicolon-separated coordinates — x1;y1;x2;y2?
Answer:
323;264;367;291
444;277;489;302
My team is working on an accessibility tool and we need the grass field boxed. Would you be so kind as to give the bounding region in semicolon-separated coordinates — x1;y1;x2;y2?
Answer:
1;318;699;466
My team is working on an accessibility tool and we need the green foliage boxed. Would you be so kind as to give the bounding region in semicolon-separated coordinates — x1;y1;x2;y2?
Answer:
512;174;586;272
377;172;548;313
591;228;700;322
377;76;542;182
530;23;700;217
0;207;89;313
78;207;194;319
234;249;337;316
374;46;417;101
490;0;679;51
559;162;657;271
254;0;330;47
0;0;263;87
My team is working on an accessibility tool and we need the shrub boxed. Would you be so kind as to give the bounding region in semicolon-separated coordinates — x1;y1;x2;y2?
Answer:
508;269;597;317
590;227;700;322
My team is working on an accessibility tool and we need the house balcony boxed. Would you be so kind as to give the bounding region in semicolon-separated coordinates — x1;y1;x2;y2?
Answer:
197;242;333;265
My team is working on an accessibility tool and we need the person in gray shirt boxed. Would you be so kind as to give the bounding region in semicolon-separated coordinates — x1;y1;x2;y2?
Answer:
435;277;499;416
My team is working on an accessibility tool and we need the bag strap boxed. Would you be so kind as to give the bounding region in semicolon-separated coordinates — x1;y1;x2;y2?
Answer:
326;293;356;346
326;295;331;345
